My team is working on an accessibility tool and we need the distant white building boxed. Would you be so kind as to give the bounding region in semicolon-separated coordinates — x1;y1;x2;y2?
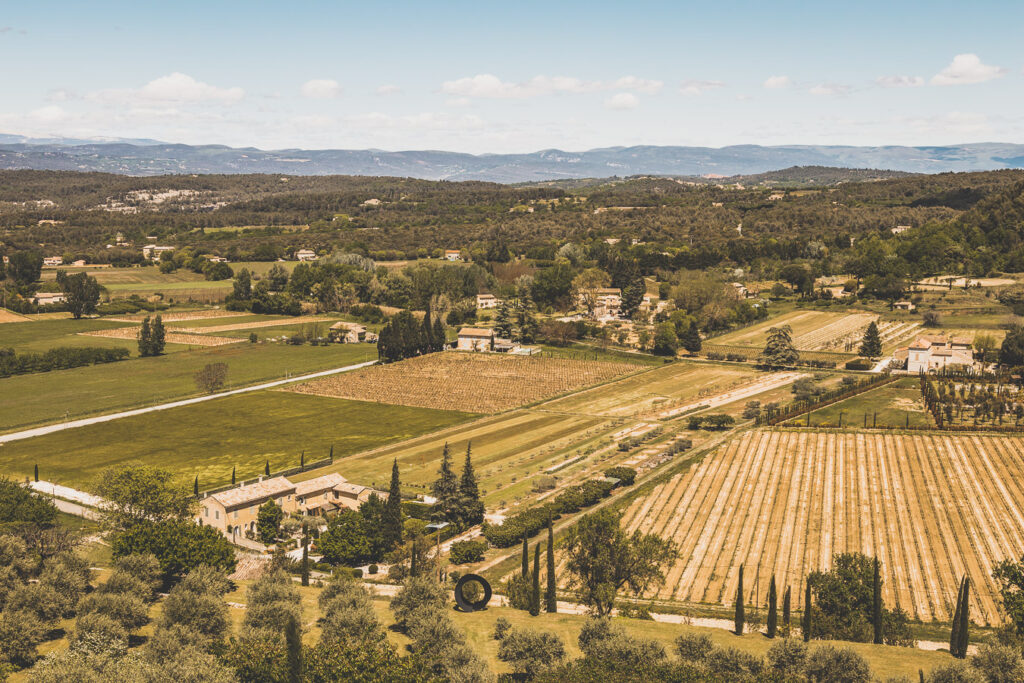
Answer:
142;245;174;261
43;256;63;267
904;335;974;373
476;294;502;309
296;249;318;262
891;225;912;235
444;249;463;262
33;292;66;306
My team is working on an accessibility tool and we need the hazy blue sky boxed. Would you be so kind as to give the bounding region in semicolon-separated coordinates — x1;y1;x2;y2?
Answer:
1;0;1021;152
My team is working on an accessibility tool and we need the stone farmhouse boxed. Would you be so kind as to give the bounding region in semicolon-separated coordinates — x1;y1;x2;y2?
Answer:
457;327;494;351
476;294;502;309
444;249;463;261
198;472;386;538
328;321;376;344
901;334;974;373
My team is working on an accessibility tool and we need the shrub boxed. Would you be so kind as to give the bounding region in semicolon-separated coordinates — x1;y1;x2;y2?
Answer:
806;645;872;683
970;643;1024;683
845;358;874;371
705;646;763;677
498;627;566;677
673;633;712;663
493;617;512;640
367;564;378;575
0;346;130;377
449;540;488;565
70;612;128;657
766;638;807;677
926;661;985;683
603;466;637;486
352;568;363;578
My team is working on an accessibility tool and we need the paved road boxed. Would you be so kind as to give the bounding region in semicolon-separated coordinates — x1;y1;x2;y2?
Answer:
0;359;377;445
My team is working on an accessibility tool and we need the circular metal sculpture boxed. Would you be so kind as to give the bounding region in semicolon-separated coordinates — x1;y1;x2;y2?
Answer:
454;573;492;612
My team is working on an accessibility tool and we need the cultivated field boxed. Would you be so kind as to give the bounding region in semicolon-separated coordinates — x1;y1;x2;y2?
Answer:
81;326;244;347
107;309;249;323
288;352;641;414
796;378;933;428
713;310;852;348
616;430;1024;625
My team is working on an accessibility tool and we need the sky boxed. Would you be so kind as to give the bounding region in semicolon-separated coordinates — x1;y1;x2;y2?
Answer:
1;0;1022;154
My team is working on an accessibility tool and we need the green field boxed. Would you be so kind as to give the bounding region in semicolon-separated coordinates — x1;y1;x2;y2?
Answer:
0;342;377;432
796;377;933;428
0;391;471;490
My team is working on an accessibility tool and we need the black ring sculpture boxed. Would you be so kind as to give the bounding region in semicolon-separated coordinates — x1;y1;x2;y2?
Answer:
454;573;492;612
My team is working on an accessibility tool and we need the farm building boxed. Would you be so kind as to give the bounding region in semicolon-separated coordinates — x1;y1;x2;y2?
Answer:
42;256;63;267
328;321;375;344
891;225;912;235
581;287;622;319
295;249;318;261
294;473;347;516
444;249;463;261
476;294;502;309
141;245;174;261
457;327;495;351
903;334;974;373
894;300;916;311
32;292;66;306
333;481;386;511
200;477;298;537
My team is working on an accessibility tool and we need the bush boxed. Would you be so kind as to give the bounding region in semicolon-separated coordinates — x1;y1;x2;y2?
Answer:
970;643;1024;683
349;303;385;324
493;617;512;640
927;661;985;683
705;646;763;677
673;633;712;663
449;540;488;565
845;358;874;371
498;627;566;676
367;564;378;575
603;466;637;486
806;645;872;683
766;638;807;677
351;568;363;578
484;478;616;547
0;346;130;377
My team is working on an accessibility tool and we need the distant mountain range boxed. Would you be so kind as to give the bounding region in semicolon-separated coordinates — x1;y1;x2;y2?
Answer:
2;136;1023;182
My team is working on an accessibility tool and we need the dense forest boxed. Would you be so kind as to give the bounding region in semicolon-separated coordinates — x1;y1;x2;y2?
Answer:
2;168;1024;278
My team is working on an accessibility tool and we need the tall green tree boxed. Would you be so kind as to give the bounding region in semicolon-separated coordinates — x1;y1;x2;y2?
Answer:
138;317;153;356
381;459;404;550
872;559;883;644
760;325;799;368
803;581;813;643
7;251;42;286
956;577;970;659
421;303;434;354
495;300;514;339
620;275;647;317
56;271;101;319
300;524;310;587
430;443;459;524
734;565;745;635
530;543;541;616
681;320;702;353
285;613;302;683
767;575;778;638
546;518;557;613
457;444;483;528
318;509;370;567
860;321;882;358
783;586;792;633
432;316;446;352
256;500;283;544
515;296;539;343
522;535;529;579
950;576;964;656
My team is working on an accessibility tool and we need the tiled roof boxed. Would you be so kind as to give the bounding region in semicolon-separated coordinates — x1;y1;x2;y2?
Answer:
458;327;494;338
295;473;347;497
211;477;295;509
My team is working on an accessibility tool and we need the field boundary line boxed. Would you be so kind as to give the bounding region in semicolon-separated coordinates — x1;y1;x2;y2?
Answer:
0;360;378;444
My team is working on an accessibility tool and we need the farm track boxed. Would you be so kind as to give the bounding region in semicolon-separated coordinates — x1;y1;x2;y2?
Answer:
620;429;1024;624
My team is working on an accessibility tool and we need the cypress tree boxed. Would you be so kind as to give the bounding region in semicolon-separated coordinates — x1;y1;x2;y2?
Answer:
803;582;813;642
521;535;529;579
782;586;791;632
138;316;152;356
919;670;925;683
265;460;270;476
151;314;166;355
766;575;778;638
410;541;418;577
329;444;334;461
300;523;310;587
433;316;446;352
231;466;236;485
193;476;199;496
382;459;404;549
33;464;38;482
956;577;970;658
421;302;434;354
285;613;302;683
300;451;305;471
872;558;883;644
546;517;557;613
950;576;964;656
458;443;482;527
530;543;541;616
734;564;745;635
682;320;702;353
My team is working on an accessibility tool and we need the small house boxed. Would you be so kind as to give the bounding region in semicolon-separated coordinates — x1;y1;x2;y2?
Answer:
43;256;63;267
332;482;386;511
328;321;370;343
33;292;65;306
296;249;318;262
457;327;495;352
444;250;463;262
894;300;915;312
904;335;974;373
295;473;348;517
891;225;912;235
200;477;298;537
141;245;174;261
476;294;501;309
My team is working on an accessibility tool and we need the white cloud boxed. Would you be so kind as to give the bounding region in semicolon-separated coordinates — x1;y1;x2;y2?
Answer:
440;73;662;99
604;93;638;110
45;89;75;102
91;72;244;104
300;79;342;99
376;84;401;95
29;105;70;123
876;75;924;88
679;79;725;95
445;97;472;107
931;54;1006;86
763;75;791;89
809;83;850;96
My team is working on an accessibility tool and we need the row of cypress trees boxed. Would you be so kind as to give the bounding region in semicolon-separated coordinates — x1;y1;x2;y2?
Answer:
520;518;558;616
376;306;445;362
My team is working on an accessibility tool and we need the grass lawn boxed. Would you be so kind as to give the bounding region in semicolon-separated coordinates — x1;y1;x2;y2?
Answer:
0;317;132;353
796;377;933;428
0;391;473;490
0;342;378;432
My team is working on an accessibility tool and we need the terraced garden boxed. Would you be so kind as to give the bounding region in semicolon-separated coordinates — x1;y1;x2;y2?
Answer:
613;429;1024;625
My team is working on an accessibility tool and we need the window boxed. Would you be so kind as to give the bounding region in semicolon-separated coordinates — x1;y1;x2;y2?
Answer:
204;507;209;517
215;510;220;520
234;511;239;520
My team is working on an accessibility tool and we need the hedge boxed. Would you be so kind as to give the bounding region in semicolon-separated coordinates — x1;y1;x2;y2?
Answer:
604;466;637;486
449;540;488;564
483;478;616;547
0;346;130;377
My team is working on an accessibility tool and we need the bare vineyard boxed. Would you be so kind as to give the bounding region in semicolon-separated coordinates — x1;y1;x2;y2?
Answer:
287;352;640;414
174;316;336;334
791;315;921;353
106;310;248;323
81;327;243;347
615;430;1024;625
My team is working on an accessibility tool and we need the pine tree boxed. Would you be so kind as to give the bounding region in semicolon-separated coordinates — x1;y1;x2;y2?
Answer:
956;577;970;658
516;296;539;343
872;558;883;644
151;314;166;355
382;459;404;550
761;325;799;368
682;320;702;353
546;517;557;613
495;300;514;339
734;564;745;635
860;321;882;358
457;443;483;527
431;443;459;523
522;535;529;579
767;575;778;638
138;316;152;356
803;582;813;642
782;586;791;632
950;576;964;656
530;543;541;616
285;613;302;683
